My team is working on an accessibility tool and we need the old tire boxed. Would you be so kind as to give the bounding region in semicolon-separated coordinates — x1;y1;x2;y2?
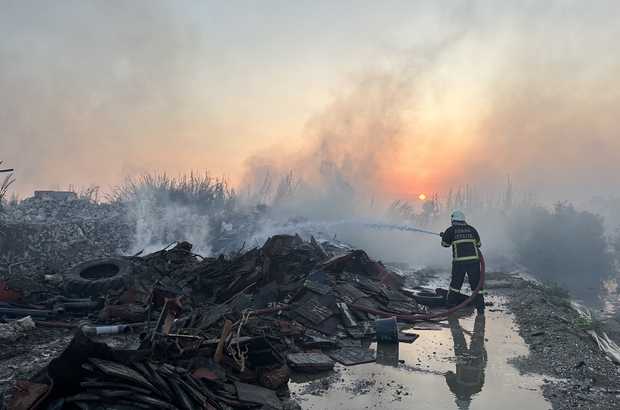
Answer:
63;258;132;297
410;288;445;308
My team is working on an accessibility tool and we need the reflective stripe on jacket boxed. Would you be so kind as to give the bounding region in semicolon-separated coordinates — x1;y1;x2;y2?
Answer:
441;223;481;263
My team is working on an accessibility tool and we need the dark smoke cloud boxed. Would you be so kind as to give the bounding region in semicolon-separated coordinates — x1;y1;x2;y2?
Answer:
242;69;414;218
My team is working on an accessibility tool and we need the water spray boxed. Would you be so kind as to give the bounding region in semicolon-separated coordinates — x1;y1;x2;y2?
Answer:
282;220;441;236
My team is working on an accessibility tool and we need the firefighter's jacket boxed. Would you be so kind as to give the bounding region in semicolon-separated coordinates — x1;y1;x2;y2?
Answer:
441;222;481;264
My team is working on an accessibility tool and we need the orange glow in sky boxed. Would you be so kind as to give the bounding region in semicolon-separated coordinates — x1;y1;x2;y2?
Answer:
2;2;620;207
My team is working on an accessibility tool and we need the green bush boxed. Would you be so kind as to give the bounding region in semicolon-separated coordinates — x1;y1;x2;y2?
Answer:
506;201;613;286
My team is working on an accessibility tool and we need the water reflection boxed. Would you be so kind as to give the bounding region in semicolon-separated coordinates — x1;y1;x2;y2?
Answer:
376;342;399;367
445;314;487;410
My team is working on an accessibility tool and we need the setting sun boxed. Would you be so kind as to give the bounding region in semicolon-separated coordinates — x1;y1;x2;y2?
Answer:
419;194;426;201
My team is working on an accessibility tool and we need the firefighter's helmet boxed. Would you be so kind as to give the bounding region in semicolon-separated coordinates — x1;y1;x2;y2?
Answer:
451;209;466;222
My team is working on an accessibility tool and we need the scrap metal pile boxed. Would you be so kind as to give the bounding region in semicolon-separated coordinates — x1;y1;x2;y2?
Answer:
2;233;438;410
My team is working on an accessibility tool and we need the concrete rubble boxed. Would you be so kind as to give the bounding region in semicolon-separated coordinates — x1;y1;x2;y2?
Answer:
0;195;444;410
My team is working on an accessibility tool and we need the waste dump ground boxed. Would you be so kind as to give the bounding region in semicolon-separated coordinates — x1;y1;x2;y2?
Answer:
2;196;620;409
2;270;620;409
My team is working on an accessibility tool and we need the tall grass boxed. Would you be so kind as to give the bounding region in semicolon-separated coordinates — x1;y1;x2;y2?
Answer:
272;172;307;208
386;177;537;226
0;162;15;247
0;162;15;212
107;171;236;215
246;172;273;206
244;171;311;210
70;183;100;203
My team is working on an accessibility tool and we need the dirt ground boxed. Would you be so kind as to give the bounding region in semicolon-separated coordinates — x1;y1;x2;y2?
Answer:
501;277;620;410
2;274;620;410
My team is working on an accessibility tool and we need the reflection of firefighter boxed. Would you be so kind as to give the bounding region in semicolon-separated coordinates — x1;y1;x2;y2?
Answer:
445;314;487;410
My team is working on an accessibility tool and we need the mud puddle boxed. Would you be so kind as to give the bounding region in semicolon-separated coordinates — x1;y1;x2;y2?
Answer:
288;293;551;410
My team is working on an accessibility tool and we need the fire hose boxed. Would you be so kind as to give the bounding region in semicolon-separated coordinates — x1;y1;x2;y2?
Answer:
346;250;485;322
253;250;485;322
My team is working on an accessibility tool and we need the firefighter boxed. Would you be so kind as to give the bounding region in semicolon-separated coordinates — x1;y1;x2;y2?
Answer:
445;313;487;409
440;209;484;314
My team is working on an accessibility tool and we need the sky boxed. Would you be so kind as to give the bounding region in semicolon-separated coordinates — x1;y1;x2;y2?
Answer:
2;0;620;210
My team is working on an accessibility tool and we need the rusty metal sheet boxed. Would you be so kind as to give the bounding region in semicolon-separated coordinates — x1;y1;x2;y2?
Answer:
227;293;252;312
306;268;326;283
294;298;333;325
277;282;302;295
345;321;376;339
302;281;331;295
8;380;50;410
355;279;385;297
366;262;405;291
330;347;376;366
296;289;338;310
262;234;296;255
251;280;278;309
89;358;158;393
333;283;367;303
287;353;335;369
189;356;226;381
234;381;284;410
383;289;410;302
193;368;217;381
302;334;337;349
386;300;418;314
322;250;371;274
339;338;362;347
310;235;330;260
303;316;340;335
351;296;375;308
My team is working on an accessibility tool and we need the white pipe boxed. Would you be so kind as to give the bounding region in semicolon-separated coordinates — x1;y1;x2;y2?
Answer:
78;321;133;335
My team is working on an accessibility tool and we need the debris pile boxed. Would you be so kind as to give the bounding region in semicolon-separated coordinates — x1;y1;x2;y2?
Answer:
2;233;438;409
0;194;269;280
1;196;132;277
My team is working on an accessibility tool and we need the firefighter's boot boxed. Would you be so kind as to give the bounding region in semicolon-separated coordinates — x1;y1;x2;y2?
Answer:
474;293;485;315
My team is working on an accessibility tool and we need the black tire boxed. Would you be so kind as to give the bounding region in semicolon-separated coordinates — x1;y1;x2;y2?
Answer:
410;288;445;308
63;258;133;297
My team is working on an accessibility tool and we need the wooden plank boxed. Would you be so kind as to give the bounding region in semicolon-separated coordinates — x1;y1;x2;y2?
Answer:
213;320;232;364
